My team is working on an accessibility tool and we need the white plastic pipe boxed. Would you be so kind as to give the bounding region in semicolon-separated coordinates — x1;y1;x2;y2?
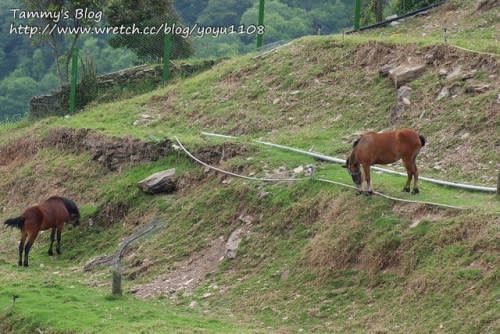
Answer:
201;131;496;193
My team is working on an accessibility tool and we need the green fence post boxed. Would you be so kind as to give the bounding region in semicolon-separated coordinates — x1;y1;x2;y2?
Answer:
354;0;362;31
68;47;78;114
162;33;172;82
256;0;265;48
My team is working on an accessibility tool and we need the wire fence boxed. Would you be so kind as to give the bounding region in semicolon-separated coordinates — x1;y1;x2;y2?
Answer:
0;0;463;121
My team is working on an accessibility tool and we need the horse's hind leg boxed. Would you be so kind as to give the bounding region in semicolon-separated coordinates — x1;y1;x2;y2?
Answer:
23;232;38;267
48;228;56;256
411;162;420;194
402;159;413;193
18;232;27;266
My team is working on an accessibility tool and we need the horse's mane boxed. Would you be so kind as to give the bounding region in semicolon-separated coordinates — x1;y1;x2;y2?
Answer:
352;128;390;148
49;196;80;219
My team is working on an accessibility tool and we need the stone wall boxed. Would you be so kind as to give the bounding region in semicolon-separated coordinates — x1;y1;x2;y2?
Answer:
29;59;222;119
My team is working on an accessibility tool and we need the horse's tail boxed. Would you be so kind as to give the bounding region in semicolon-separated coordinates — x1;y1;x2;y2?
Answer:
419;134;426;147
4;216;25;229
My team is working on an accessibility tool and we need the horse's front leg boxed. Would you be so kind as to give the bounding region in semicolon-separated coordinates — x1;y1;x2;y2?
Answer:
56;229;62;255
48;228;56;256
362;164;373;195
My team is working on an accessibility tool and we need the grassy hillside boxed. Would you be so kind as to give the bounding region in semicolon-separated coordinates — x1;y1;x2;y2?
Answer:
0;1;498;333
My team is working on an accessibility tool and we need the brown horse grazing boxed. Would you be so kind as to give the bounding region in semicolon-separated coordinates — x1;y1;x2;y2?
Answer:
343;128;426;195
3;196;80;267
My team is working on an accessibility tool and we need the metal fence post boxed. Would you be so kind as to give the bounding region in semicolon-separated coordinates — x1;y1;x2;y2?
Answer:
354;0;362;31
497;171;499;198
112;262;122;295
256;0;265;48
68;47;78;114
162;33;172;82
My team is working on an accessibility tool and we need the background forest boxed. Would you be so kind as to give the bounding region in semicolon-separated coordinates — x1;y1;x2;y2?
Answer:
0;0;436;120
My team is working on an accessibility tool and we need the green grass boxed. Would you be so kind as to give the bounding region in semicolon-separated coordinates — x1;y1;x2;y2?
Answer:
1;3;499;333
0;266;243;334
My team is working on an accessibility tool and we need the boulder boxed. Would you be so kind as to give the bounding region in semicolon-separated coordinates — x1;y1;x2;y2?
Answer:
137;168;177;194
389;64;427;87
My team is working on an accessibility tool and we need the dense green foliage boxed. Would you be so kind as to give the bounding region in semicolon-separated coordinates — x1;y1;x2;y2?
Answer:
106;0;193;61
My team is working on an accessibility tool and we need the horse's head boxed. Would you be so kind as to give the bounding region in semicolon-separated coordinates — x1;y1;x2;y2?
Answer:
343;158;362;189
69;213;80;226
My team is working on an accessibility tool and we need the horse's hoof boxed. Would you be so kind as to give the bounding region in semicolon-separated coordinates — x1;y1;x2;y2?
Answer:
402;187;410;193
48;250;53;256
411;188;420;195
23;262;28;267
364;191;373;196
355;190;362;196
56;249;61;255
18;261;22;266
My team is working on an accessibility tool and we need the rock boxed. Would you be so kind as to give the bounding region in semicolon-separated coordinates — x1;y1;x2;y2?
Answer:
293;165;304;174
304;164;315;177
225;227;245;259
379;63;396;76
465;84;490;94
436;87;450;100
137;168;177;194
398;85;412;98
389;64;426;87
438;68;448;78
238;214;254;225
461;70;477;81
446;66;462;81
391;85;412;123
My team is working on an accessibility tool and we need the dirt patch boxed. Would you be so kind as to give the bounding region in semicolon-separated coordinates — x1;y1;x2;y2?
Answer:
0;136;40;165
44;127;172;170
353;42;498;72
128;223;251;298
129;236;226;298
88;201;130;228
0;127;172;171
477;0;499;11
193;143;249;165
391;202;455;226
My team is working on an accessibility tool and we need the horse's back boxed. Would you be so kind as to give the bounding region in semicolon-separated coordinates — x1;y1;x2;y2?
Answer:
39;198;71;229
354;129;423;164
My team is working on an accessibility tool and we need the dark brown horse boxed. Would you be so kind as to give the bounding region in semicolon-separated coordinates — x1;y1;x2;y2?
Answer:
343;128;426;195
3;196;80;267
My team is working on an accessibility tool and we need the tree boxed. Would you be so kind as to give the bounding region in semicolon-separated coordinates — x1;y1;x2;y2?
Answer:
106;0;193;61
240;1;312;45
309;0;353;34
393;0;439;14
22;0;105;83
174;0;209;25
197;0;253;26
